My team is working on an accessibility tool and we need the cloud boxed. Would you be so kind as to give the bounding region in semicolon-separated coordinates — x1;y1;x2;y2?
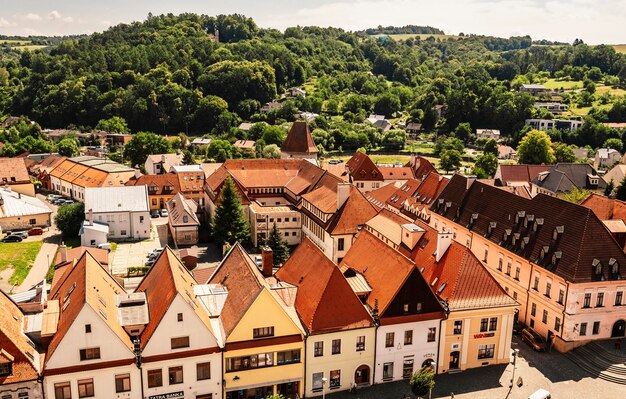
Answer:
47;10;74;23
0;17;16;28
19;13;43;21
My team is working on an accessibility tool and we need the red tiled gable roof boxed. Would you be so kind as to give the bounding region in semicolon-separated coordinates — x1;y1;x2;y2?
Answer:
126;173;181;195
386;178;420;210
284;160;325;196
167;193;199;226
301;172;344;214
281;121;318;154
234;140;256;149
340;229;416;314
328;186;378;235
135;248;214;349
401;220;517;311
406;156;437;180
323;163;350;182
47;251;132;363
366;183;399;209
207;244;263;336
223;159;304;188
276;238;373;334
32;155;66;174
345;152;383;181
48;158;76;179
432;174;626;283
581;193;626;222
0;291;39;384
192;266;217;284
176;171;205;193
379;167;415;181
0;158;30;183
497;164;550;186
52;247;109;292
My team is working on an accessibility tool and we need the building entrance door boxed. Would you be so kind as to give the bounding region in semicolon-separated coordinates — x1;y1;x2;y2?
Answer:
612;320;626;337
449;351;460;370
354;364;370;385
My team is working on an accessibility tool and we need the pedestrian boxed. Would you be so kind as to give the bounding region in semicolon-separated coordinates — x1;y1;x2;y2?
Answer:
451;392;455;399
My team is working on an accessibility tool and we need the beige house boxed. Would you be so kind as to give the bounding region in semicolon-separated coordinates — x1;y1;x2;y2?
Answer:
167;192;200;246
0;188;51;232
0;158;35;197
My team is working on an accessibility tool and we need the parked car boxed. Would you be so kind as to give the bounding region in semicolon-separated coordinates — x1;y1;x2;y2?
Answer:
2;235;23;242
254;255;262;267
521;328;547;352
47;194;62;202
8;231;28;239
328;159;341;165
96;243;112;251
528;388;551;399
160;208;169;217
51;198;67;205
27;227;44;236
145;259;156;267
151;210;160;218
58;199;74;206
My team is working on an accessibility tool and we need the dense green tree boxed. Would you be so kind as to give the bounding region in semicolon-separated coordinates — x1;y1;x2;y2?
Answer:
483;139;499;157
267;222;289;266
206;140;233;162
124;132;171;167
374;93;401;117
262;144;281;159
564;187;591;204
439;149;462;172
96;116;129;133
435;136;464;156
261;125;287;146
212;177;249;247
454;122;472;143
57;137;80;157
605;179;615;197
182;149;196;165
472;153;498;178
517;130;555;165
616;177;626;201
381;129;407;151
604;138;623;151
553;143;577;163
410;367;435;398
55;202;85;238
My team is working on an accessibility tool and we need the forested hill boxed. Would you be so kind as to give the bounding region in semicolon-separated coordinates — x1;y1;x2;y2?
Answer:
0;13;625;144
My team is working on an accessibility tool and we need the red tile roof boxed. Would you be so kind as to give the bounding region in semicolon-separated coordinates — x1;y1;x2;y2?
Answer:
281;121;318;154
301;172;344;214
0;291;40;384
51;247;109;292
345;152;383;181
580;193;626;222
406;156;437;180
378;167;415;181
0;158;30;183
496;164;550;186
328;186;379;235
276;238;373;334
366;183;398;209
206;244;263;336
125;173;181;195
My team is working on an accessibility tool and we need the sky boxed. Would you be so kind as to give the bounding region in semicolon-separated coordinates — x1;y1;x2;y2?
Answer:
0;0;625;44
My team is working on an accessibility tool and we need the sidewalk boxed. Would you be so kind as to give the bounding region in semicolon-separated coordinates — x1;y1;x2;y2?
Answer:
16;237;59;292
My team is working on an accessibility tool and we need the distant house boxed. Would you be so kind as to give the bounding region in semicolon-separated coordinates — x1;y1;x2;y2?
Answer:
190;138;212;146
525;118;582;132
494;164;551;187
238;122;254;132
286;87;306;98
0;158;35;197
603;122;626;130
0;187;52;231
572;147;589;160
405;122;423;136
364;114;392;132
125;172;180;211
532;163;606;196
144;153;183;175
519;83;548;95
167;192;200;246
497;145;517;160
105;133;133;146
476;129;501;141
260;101;282;113
534;102;568;113
595;148;622;169
281;121;318;160
233;140;256;153
298;111;319;122
603;164;626;186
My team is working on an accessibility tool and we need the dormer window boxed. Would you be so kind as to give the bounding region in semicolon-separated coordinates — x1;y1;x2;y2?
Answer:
553;226;564;240
0;361;12;377
609;258;619;277
503;229;511;242
534;218;544;232
515;211;525;224
593;258;602;279
552;251;562;266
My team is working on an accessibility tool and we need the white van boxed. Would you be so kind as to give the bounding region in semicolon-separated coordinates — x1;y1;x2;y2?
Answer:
96;243;112;251
528;388;551;399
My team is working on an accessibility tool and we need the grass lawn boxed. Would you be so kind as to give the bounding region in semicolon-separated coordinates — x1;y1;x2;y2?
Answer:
543;79;583;90
0;39;31;45
373;33;461;41
613;44;626;54
11;45;48;51
0;241;43;286
596;85;626;97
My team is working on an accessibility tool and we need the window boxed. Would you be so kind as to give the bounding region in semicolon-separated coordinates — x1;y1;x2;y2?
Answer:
55;382;71;399
542;310;548;324
489;317;498;331
284;232;289;237
403;303;409;313
533;276;539;290
115;374;131;393
515;267;520;280
513;291;518;300
403;359;414;379
85;324;91;333
314;341;324;357
356;336;365;351
332;339;341;355
169;366;184;384
197;363;211;381
385;332;395;348
120;230;127;236
383;362;394;381
583;293;592;308
580;322;587;336
545;282;551;297
329;369;341;389
483;247;488;262
140;216;145;223
277;218;282;223
78;379;94;398
29;218;36;225
453;320;462;335
79;347;100;361
616;291;623;306
277;349;300;365
148;369;163;388
404;330;413;345
531;303;537;317
427;327;436;342
596;292;605;307
225;353;274;371
593;321;600;335
480;318;488;332
338;238;345;251
558;289;565;305
478;344;495;359
183;216;189;223
171;336;190;349
497;258;503;271
312;372;324;392
177;313;183;322
292;217;297;222
506;263;511;276
152;199;157;205
0;362;11;377
253;326;274;338
555;317;561;332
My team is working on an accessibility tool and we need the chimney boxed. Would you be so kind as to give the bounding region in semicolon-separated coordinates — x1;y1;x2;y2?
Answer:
337;183;351;210
161;154;166;163
60;242;67;263
134;166;141;180
261;246;274;277
88;208;93;225
435;231;453;262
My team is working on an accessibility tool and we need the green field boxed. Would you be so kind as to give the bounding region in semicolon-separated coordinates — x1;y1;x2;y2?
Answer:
0;39;31;45
0;241;43;286
373;33;461;41
613;44;626;54
543;79;583;90
596;85;626;97
11;45;48;51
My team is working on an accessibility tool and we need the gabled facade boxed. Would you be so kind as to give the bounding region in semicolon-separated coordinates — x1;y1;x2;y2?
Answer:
0;291;43;399
145;153;184;175
0;158;35;197
125;172;181;211
205;244;306;399
276;239;375;396
344;152;384;193
135;248;222;399
280;121;318;160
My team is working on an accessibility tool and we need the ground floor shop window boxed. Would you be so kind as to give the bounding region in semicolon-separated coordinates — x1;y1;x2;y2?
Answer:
329;370;340;388
478;344;495;359
403;359;414;379
383;362;394;381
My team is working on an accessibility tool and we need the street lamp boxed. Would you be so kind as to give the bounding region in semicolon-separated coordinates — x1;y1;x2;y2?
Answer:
509;348;520;388
321;377;328;399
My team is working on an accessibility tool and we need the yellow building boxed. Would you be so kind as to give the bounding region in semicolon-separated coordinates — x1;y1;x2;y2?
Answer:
125;173;181;211
0;157;35;197
276;238;376;396
204;244;306;399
